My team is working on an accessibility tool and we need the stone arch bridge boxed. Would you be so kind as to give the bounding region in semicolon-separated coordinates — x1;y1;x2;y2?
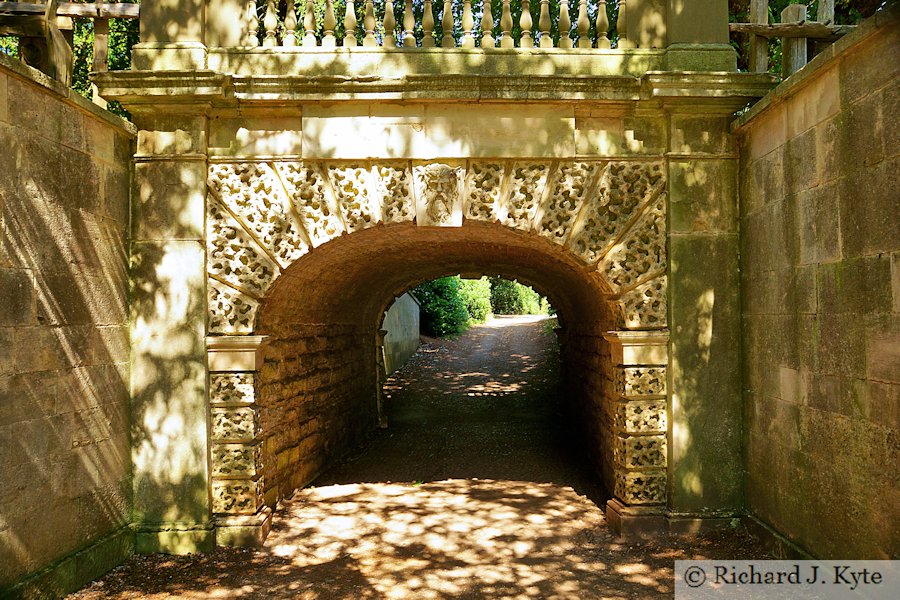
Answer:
91;0;781;553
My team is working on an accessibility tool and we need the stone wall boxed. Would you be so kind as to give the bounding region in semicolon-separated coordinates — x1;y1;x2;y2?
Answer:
382;294;420;375
736;9;899;559
256;324;378;506
0;56;135;592
563;333;615;495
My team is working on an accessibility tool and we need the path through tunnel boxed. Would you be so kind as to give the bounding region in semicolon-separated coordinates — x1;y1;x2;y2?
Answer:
253;222;619;513
318;312;607;505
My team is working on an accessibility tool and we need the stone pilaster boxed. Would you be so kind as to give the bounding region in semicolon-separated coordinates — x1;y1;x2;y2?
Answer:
604;331;669;537
207;336;272;547
130;111;213;553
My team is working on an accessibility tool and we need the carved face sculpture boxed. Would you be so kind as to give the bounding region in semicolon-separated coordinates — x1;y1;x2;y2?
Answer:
422;165;460;224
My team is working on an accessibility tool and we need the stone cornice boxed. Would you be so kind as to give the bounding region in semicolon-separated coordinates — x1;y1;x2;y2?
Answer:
94;70;776;112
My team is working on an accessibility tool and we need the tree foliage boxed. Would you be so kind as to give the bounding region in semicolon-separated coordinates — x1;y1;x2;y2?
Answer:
489;277;543;316
459;277;492;324
412;277;471;337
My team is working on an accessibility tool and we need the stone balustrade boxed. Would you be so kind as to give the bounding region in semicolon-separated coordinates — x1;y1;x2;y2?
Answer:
241;0;628;50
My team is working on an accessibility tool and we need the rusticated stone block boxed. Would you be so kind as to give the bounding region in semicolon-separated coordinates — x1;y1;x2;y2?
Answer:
212;479;263;515
614;367;667;397
615;399;668;434
614;435;667;469
614;469;667;505
209;373;255;405
211;407;257;442
211;443;261;478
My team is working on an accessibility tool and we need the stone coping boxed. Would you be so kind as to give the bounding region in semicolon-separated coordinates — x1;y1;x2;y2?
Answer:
94;69;775;109
731;3;899;132
0;53;136;136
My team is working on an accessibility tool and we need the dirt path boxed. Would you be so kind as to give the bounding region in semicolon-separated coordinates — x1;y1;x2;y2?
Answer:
70;316;770;599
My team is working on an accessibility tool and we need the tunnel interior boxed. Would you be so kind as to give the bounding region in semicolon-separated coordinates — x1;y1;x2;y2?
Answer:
251;221;621;507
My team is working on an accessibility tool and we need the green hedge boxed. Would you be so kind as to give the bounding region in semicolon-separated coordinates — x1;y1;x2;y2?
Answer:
459;277;492;323
489;277;543;315
411;277;470;337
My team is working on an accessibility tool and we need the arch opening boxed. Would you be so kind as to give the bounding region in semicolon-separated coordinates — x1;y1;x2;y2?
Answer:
251;222;619;511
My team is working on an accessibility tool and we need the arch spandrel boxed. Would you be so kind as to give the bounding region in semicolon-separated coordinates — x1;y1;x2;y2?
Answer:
205;158;670;335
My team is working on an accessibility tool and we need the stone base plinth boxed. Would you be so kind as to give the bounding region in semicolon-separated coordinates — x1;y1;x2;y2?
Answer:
606;499;667;539
608;499;746;539
135;523;216;554
216;507;273;548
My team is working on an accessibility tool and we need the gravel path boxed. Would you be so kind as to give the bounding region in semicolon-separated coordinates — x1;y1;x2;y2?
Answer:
70;315;770;599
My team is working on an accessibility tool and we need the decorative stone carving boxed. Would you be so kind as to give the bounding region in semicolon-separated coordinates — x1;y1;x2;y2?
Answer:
274;161;344;246
614;434;667;469
327;164;379;233
212;479;263;514
207;199;279;297
598;193;667;292
208;279;258;334
614;469;666;505
465;161;505;222
207;163;309;268
211;406;258;441
210;373;255;405
538;161;602;245
615;399;668;434
373;163;415;223
212;443;261;477
569;161;665;264
614;366;667;397
620;276;667;330
414;163;463;227
505;162;550;230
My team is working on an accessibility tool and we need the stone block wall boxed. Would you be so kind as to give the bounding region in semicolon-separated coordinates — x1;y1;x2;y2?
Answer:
563;333;616;494
256;324;377;506
736;10;899;559
382;293;420;375
0;56;135;591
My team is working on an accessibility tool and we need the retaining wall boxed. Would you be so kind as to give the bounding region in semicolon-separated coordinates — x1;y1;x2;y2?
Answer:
736;7;899;559
0;55;135;593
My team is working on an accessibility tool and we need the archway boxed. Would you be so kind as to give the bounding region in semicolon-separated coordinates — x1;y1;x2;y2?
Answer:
204;159;669;544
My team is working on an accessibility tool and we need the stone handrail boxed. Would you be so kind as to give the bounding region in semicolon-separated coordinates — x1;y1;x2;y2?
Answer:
245;0;631;49
0;1;139;105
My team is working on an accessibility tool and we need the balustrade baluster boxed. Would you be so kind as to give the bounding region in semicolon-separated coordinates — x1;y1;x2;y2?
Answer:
344;0;358;46
323;0;337;46
422;0;436;47
441;0;454;48
520;0;533;47
616;0;634;48
538;0;551;47
264;0;278;46
284;0;298;46
596;0;610;48
462;0;475;48
384;0;397;46
500;0;513;48
482;0;496;48
576;0;590;48
245;0;260;46
403;0;416;47
558;0;572;48
304;0;318;46
364;0;377;46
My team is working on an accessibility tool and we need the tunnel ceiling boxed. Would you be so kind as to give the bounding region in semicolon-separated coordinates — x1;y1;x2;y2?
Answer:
256;221;615;332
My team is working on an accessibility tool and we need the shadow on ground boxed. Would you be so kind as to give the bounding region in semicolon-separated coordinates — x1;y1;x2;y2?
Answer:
69;316;772;599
